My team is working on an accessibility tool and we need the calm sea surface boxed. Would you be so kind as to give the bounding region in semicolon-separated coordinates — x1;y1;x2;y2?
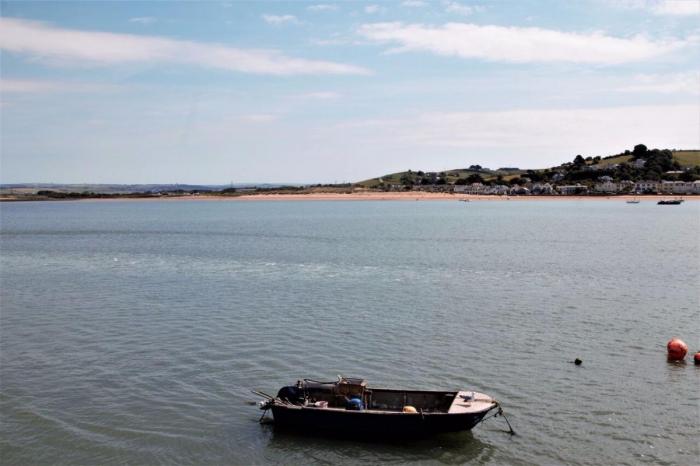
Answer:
1;199;698;465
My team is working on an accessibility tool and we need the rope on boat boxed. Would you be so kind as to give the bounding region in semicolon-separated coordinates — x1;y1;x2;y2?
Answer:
251;390;274;400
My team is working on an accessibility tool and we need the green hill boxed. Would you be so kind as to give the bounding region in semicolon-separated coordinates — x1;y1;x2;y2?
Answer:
356;149;699;187
672;150;700;167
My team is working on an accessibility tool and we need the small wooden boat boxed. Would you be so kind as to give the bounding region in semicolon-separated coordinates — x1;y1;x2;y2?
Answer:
255;377;505;436
658;199;683;205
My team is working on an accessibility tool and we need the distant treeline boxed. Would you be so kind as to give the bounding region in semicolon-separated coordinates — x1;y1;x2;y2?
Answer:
35;191;165;199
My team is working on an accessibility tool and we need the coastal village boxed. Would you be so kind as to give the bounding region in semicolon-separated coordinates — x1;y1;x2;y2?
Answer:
356;145;700;196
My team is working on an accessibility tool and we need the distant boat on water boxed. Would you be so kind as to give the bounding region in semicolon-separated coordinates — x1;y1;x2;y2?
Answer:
626;198;640;204
658;199;684;205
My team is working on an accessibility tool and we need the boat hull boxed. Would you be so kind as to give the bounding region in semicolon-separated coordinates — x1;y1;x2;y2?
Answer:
270;404;492;436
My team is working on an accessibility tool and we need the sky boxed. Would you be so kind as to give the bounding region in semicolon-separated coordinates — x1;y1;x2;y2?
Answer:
1;0;699;184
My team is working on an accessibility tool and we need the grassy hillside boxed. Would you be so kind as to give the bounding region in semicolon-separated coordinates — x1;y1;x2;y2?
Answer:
672;150;700;167
357;149;699;186
596;154;632;167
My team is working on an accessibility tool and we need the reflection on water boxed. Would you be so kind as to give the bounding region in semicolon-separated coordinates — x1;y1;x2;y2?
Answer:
265;426;494;465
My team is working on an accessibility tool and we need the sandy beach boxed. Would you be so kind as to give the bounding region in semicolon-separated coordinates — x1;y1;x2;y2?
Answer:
71;193;700;202
1;192;698;202
224;192;698;202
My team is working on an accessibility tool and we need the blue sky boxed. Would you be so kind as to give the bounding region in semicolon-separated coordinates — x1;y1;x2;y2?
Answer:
1;0;698;184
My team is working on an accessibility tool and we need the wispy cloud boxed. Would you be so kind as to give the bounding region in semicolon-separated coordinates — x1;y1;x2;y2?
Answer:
1;78;64;93
0;17;370;76
618;71;700;94
308;4;339;12
652;0;700;15
364;5;383;14
444;2;478;16
402;1;428;7
297;91;341;100
262;14;299;25
241;113;279;123
612;0;700;16
358;22;688;64
129;17;156;25
0;78;118;93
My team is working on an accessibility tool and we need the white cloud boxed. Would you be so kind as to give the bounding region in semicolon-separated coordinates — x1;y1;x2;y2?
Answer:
364;5;382;14
618;71;700;94
262;14;299;25
444;2;476;16
652;0;700;15
0;17;370;76
308;4;339;11
401;0;427;7
338;105;700;157
358;22;688;64
129;17;156;25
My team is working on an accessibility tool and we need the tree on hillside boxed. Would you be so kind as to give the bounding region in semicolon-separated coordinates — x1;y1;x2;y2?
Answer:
573;154;585;167
680;167;700;181
466;173;484;184
526;170;543;182
632;144;648;159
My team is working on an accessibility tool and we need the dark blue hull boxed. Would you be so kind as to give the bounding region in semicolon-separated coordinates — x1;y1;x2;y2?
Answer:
270;405;492;436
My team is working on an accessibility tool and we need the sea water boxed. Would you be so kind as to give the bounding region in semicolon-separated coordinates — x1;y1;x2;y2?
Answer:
1;199;698;465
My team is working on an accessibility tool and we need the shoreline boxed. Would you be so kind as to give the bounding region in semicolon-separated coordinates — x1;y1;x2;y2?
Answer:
1;192;698;202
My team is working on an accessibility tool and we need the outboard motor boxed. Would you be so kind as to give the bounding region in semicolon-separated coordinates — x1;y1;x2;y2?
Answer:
277;386;305;405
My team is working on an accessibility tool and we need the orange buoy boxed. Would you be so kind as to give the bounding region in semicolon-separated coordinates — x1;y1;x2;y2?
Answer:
666;338;688;361
694;352;700;365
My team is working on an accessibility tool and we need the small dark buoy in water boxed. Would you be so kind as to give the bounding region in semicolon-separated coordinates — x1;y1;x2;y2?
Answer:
574;358;582;366
694;352;700;365
667;338;688;361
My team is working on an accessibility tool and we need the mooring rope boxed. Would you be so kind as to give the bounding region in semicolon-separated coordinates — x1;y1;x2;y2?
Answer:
480;404;516;435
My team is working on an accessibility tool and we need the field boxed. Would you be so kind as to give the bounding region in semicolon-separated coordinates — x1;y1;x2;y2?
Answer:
672;150;700;167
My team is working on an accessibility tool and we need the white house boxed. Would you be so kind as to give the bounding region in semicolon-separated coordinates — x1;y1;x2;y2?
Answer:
485;185;510;195
594;181;619;193
531;183;555;194
558;184;588;195
466;183;486;195
659;181;697;194
634;181;659;193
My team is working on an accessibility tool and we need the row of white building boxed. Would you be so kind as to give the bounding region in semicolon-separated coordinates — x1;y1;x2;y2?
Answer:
453;180;700;195
595;179;700;194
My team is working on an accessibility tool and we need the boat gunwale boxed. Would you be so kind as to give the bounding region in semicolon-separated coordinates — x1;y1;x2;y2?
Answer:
272;404;497;416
